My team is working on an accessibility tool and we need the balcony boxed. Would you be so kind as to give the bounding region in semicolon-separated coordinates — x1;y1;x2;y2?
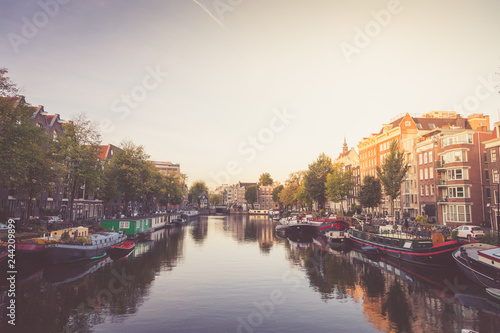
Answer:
437;179;447;187
437;196;448;204
435;160;446;169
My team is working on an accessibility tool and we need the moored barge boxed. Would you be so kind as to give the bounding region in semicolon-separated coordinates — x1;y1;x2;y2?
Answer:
348;228;461;267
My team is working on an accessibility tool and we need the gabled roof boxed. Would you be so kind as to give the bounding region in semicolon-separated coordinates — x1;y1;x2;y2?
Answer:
239;182;257;188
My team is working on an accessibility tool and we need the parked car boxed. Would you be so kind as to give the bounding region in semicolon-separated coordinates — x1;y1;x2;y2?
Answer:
41;216;61;224
454;226;485;240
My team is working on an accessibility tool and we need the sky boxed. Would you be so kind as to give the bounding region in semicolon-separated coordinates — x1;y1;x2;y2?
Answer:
2;0;500;189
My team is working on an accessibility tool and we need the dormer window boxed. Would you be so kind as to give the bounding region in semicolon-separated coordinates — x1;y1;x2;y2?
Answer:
429;124;435;129
416;124;422;129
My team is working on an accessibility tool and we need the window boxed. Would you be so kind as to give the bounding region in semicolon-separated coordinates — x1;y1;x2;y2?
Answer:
429;151;433;163
486;187;491;198
448;187;469;198
485;151;488;163
425;185;429;196
492;149;497;163
430;184;435;196
419;154;423;165
119;221;130;229
420;185;425;196
447;169;466;181
420;169;423;180
424;168;428;180
494;169;499;183
424;153;428;164
441;134;473;148
441;150;467;164
429;167;434;179
443;205;471;223
429;124;435;129
417;124;422;129
405;121;411;126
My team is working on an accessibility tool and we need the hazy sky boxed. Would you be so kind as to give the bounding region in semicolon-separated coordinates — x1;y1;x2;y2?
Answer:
2;0;500;188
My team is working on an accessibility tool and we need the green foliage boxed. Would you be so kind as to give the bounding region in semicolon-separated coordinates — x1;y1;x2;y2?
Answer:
0;67;19;97
295;183;312;211
259;173;274;186
158;173;184;206
75;237;89;245
52;115;103;220
304;153;333;210
188;180;209;205
209;193;222;205
245;185;258;208
480;232;499;245
280;172;303;209
60;231;70;242
376;140;409;215
325;162;355;212
358;175;382;209
272;185;284;207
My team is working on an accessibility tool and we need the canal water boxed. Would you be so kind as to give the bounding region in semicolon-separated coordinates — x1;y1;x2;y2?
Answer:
2;215;500;333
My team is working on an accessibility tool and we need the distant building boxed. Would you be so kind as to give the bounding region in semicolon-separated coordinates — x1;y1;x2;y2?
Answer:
330;137;360;213
482;121;500;233
358;111;490;218
198;192;209;209
152;161;181;177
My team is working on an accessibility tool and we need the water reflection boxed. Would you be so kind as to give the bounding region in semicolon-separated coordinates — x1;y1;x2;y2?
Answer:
223;215;275;253
0;227;185;332
280;232;500;333
1;216;500;332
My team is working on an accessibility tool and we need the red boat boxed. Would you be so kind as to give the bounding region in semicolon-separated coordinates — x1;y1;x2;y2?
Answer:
109;241;135;260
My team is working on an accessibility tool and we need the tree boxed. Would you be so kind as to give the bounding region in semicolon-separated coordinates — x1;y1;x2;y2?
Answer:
0;68;19;97
158;173;184;208
209;193;222;205
0;97;57;219
279;172;303;210
245;185;258;209
304;153;333;210
52;114;103;221
295;183;312;211
188;181;209;206
376;140;409;216
272;184;284;210
101;140;150;216
325;162;355;214
358;175;382;213
259;173;273;186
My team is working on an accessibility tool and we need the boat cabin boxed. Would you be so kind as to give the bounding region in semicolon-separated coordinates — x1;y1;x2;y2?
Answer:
101;217;152;238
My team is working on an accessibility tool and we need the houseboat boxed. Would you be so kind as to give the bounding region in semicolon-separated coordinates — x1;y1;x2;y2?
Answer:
45;231;127;264
249;209;269;215
180;210;199;220
101;216;154;239
151;214;169;230
1;226;88;261
453;243;500;289
348;228;461;267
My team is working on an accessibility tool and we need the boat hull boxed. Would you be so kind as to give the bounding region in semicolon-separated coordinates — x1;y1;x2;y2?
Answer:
45;244;108;264
349;230;460;267
453;246;500;289
109;241;135;260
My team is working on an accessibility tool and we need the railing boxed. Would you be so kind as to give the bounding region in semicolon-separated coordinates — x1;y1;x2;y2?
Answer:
437;196;448;202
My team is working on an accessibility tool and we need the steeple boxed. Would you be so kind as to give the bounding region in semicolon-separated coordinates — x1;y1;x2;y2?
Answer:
342;136;348;154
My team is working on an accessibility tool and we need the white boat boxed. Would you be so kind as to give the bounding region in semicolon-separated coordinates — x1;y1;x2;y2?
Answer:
453;243;500;288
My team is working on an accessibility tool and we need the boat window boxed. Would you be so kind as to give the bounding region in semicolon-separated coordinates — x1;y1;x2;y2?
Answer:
403;241;412;249
392;239;400;247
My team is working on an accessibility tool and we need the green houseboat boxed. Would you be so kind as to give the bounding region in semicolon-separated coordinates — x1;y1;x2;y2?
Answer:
101;217;154;239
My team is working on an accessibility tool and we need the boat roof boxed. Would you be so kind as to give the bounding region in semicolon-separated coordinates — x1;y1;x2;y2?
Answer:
478;246;500;262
